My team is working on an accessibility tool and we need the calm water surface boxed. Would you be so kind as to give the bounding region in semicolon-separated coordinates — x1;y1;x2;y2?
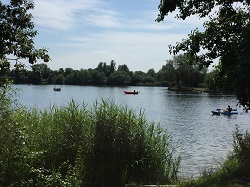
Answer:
14;84;250;177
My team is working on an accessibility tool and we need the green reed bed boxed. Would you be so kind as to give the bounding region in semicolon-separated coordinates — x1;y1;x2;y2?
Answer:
0;91;180;187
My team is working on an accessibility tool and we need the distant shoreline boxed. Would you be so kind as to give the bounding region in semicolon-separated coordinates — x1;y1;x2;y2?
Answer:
168;86;235;95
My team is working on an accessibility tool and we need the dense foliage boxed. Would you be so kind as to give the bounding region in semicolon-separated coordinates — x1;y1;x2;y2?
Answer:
0;0;49;86
0;88;180;186
9;58;207;88
162;54;207;89
157;0;250;108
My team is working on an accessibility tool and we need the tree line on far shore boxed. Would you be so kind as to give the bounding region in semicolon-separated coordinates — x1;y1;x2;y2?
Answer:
10;55;215;89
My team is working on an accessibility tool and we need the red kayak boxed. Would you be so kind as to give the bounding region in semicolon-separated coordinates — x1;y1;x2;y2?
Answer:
124;91;138;94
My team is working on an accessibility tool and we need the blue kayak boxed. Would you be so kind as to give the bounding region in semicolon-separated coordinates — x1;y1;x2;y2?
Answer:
212;109;238;115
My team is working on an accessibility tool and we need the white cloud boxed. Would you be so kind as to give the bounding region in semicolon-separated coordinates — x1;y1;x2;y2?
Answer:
82;14;121;28
92;50;108;55
32;0;205;32
33;0;101;29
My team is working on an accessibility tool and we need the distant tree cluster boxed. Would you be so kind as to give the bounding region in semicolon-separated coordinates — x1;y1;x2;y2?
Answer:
10;57;207;88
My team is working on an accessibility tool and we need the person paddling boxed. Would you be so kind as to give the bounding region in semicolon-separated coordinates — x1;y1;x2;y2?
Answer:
227;105;232;112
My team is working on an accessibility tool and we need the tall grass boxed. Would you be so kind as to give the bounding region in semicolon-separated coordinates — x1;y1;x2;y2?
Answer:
179;125;250;187
0;88;180;186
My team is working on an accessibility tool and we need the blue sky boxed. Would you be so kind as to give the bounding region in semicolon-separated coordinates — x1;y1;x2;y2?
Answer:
5;0;207;72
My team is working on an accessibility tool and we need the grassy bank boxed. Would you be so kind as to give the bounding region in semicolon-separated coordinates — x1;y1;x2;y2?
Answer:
178;126;250;187
0;86;180;187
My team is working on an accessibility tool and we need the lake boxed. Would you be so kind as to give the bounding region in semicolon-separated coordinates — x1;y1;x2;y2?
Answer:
13;84;250;177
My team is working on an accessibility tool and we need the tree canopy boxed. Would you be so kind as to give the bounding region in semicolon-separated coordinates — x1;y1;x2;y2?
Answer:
0;0;49;86
157;0;250;108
